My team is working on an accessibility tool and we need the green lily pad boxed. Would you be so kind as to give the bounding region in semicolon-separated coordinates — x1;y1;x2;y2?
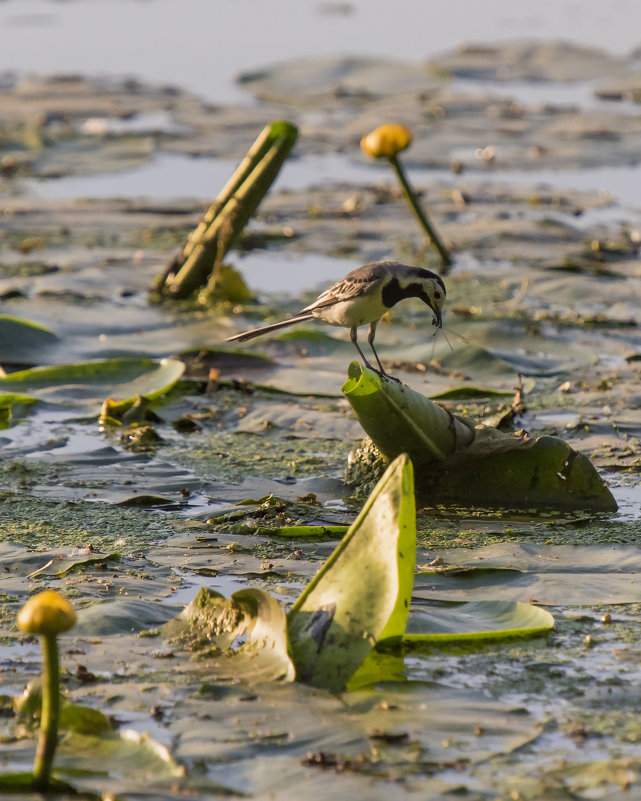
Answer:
253;524;349;539
15;677;111;736
428;385;516;400
0;315;60;365
0;357;184;411
0;392;39;408
404;600;554;644
287;454;416;690
343;362;617;511
0;392;39;430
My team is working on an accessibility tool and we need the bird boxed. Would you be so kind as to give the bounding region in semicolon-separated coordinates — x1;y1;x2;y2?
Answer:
225;260;446;377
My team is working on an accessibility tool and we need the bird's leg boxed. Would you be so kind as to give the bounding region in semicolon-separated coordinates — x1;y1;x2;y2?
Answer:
367;322;387;374
350;327;377;373
368;323;401;382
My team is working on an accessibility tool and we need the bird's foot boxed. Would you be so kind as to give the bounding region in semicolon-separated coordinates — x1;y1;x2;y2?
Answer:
369;364;402;384
360;359;402;383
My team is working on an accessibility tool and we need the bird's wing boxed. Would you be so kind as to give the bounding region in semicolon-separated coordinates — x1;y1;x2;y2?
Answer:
300;263;385;313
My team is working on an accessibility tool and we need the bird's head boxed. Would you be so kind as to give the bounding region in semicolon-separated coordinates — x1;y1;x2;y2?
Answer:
406;269;446;330
379;263;446;329
421;272;446;329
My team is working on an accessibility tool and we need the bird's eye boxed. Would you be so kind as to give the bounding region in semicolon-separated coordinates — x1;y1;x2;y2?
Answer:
434;291;441;300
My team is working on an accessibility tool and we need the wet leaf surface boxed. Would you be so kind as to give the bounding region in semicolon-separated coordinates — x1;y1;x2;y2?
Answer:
288;455;415;689
405;599;554;643
415;543;641;605
0;357;185;412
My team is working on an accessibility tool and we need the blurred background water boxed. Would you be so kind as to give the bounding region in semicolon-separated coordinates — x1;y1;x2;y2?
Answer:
0;0;637;105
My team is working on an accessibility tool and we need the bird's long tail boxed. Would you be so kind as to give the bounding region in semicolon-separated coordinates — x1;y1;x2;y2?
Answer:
225;313;315;343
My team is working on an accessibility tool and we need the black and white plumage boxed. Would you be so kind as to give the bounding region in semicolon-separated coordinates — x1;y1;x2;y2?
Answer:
225;260;446;376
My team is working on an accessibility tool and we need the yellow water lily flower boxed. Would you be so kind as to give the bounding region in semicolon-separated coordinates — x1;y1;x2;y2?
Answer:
361;124;412;160
17;590;76;636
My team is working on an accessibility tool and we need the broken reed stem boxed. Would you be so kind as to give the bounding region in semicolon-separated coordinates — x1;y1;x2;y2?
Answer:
161;121;298;300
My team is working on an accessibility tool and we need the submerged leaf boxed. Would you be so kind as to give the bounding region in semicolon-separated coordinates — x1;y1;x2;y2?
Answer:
75;598;181;635
404;600;554;644
287;454;416;690
343;362;616;510
56;729;184;783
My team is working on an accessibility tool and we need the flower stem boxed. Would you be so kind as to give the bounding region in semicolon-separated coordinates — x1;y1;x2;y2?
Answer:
32;633;59;792
388;153;452;270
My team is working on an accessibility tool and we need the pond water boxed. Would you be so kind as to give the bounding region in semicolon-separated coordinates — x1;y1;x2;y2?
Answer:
2;2;641;799
0;0;638;104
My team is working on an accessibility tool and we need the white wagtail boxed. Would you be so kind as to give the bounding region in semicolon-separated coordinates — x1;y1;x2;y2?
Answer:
225;260;446;376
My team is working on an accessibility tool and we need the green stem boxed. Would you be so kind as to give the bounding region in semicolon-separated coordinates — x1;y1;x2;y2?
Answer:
32;633;59;792
388;153;452;270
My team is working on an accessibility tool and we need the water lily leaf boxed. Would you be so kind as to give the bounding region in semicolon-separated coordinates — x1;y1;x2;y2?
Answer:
343;362;616;510
0;357;184;411
0;392;39;429
0;392;40;408
162;586;295;682
0;315;60;365
238;55;444;104
59;703;113;736
440;431;617;510
56;728;184;784
287;453;415;691
414;544;641;605
343;363;475;462
0;731;232;798
15;677;111;736
75;598;182;635
208;265;253;303
545;757;641;795
428;385;515;400
255;524;349;539
404;600;554;644
56;552;121;575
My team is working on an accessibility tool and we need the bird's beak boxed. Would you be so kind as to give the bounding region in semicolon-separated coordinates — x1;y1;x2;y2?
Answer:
432;308;442;329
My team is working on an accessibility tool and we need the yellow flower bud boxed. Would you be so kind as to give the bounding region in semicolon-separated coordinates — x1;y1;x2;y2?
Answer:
17;590;76;636
361;124;412;160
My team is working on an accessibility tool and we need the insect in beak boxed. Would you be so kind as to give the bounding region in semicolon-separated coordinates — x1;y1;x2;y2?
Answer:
432;309;442;332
